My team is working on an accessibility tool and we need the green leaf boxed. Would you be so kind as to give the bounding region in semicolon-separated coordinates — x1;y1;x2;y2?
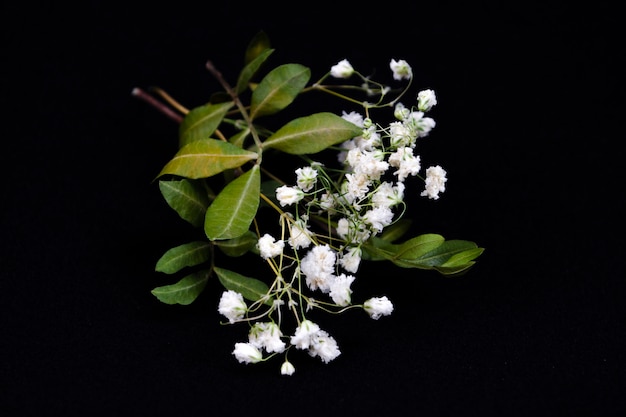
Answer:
214;231;258;257
250;63;311;120
229;128;250;148
204;165;260;240
441;247;485;268
214;267;270;303
244;31;271;65
157;138;258;179
236;48;275;95
394;234;445;260
179;102;234;147
378;219;413;242
158;179;210;227
155;241;211;274
263;112;363;154
151;270;210;305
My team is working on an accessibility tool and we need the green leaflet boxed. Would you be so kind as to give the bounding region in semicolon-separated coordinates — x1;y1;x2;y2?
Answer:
179;101;234;147
157;138;258;179
244;30;271;66
151;270;210;305
236;48;275;95
214;267;270;304
155;241;211;274
159;179;210;228
204;165;260;240
214;231;258;257
362;235;484;276
250;63;311;120
262;112;363;154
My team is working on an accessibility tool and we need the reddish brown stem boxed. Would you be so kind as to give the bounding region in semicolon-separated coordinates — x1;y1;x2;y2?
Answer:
131;87;183;124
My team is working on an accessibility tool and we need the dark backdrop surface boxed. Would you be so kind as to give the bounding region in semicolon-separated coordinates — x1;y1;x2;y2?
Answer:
2;1;624;415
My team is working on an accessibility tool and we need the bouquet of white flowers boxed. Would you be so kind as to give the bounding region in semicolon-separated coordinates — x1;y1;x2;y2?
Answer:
133;31;483;375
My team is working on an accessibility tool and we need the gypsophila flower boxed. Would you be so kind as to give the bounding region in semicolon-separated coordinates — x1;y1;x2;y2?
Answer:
276;185;305;206
218;290;247;323
257;233;285;259
281;360;296;376
388;147;421;182
329;273;355;306
295;166;318;192
300;244;336;293
421;165;447;200
341;110;364;128
364;296;394;320
417;89;437;112
249;322;286;353
330;59;354;78
372;181;405;208
339;246;362;273
290;320;321;350
363;206;394;233
389;59;412;81
287;215;313;249
232;342;263;364
308;330;341;363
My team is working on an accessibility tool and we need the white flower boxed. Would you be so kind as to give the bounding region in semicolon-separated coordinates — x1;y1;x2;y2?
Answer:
329;273;355;306
339;246;362;273
389;59;412;81
287;215;313;250
295;166;318;192
388;147;421;182
276;185;304;207
281;360;296;376
394;102;411;120
341;110;364;128
420;165;447;200
364;296;394;320
389;121;416;149
257;233;284;259
300;244;336;293
372;181;405;208
308;330;341;363
232;342;263;364
406;111;436;138
417;89;437;112
218;290;247;323
249;322;286;353
362;206;394;233
290;320;321;350
330;59;354;78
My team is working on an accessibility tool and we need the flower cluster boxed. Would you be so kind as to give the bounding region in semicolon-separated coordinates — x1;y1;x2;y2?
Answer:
217;59;446;375
139;34;483;377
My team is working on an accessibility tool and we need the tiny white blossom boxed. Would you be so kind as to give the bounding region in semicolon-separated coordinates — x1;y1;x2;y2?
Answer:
372;181;405;208
308;330;341;363
417;89;437;112
257;233;284;259
389;59;412;81
281;360;295;376
339;246;362;273
290;319;320;350
329;273;355;306
276;185;304;206
218;290;247;323
388;147;421;182
394;102;411;120
300;244;336;293
232;342;263;364
341;110;364;128
295;166;318;192
421;165;447;200
364;296;394;320
362;206;394;233
287;215;313;250
330;59;354;78
249;322;286;353
389;121;416;149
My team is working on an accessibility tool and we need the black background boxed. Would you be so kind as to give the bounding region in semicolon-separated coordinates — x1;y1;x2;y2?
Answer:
2;1;624;415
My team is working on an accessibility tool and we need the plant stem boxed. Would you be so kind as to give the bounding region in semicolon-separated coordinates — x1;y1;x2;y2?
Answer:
131;87;184;123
